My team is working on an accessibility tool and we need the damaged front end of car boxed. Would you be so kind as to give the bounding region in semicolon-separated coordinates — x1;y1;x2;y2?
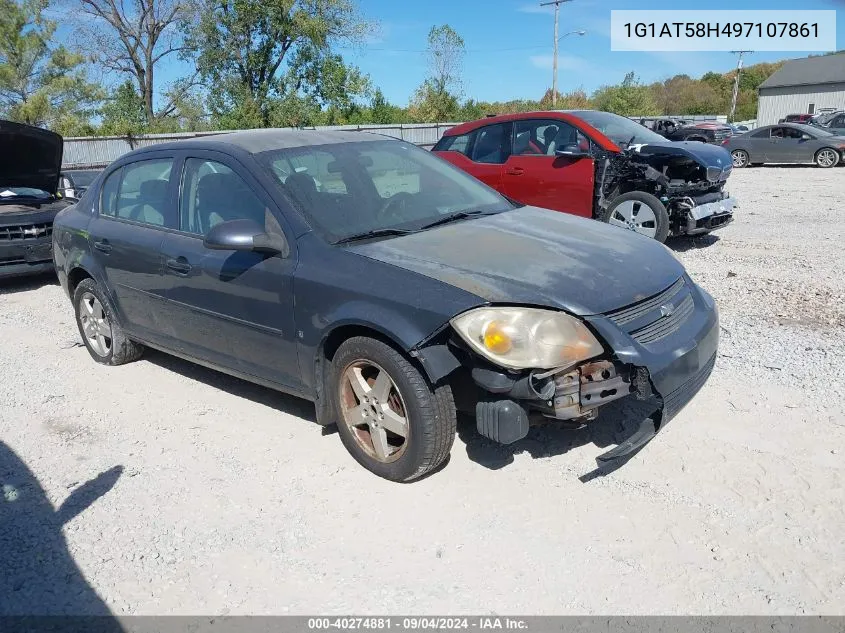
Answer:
597;142;736;237
413;275;719;466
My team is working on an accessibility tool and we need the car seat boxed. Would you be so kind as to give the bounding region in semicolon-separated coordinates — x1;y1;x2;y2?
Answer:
128;180;168;225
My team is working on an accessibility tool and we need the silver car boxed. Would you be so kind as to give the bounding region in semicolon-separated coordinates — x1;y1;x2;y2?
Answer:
725;123;845;168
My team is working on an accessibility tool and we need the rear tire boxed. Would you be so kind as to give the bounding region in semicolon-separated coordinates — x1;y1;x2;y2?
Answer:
600;191;670;243
331;336;456;482
815;148;840;168
73;278;144;365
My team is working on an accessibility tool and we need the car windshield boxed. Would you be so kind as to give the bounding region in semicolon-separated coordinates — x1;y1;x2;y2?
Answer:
260;140;514;243
0;187;51;201
67;170;100;187
573;110;667;146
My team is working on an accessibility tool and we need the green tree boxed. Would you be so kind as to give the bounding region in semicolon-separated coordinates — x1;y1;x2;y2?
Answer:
99;81;146;135
409;24;465;122
591;72;658;117
0;0;101;129
77;0;194;125
189;0;371;128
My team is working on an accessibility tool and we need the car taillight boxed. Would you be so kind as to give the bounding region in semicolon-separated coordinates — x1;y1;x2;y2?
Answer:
721;139;730;145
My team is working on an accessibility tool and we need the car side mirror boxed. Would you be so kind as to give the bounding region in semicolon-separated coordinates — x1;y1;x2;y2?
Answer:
203;219;289;257
555;144;589;158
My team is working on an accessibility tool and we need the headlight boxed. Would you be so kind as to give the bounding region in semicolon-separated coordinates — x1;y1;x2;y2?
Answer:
450;307;604;370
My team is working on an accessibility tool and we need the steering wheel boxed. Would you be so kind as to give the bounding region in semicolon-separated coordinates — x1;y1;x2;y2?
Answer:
378;192;415;223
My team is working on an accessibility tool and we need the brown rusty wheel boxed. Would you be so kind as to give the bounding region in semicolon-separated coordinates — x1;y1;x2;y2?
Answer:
338;360;409;463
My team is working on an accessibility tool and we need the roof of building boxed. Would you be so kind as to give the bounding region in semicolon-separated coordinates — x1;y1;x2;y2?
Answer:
759;54;845;90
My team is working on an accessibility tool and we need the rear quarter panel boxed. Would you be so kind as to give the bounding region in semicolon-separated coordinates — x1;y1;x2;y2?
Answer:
52;199;96;299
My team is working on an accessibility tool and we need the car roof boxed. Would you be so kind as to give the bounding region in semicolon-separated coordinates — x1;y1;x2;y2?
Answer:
441;110;620;152
125;129;385;159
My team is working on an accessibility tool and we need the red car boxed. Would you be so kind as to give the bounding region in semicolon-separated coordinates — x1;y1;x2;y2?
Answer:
432;110;735;242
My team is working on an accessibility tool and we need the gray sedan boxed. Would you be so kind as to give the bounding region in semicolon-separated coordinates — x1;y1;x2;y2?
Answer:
725;123;845;168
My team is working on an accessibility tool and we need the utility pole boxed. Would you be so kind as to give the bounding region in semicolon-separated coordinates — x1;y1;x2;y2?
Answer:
729;50;751;123
540;0;574;108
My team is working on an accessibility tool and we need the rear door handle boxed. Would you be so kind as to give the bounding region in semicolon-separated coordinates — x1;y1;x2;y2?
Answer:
166;257;192;275
506;167;524;176
93;239;112;254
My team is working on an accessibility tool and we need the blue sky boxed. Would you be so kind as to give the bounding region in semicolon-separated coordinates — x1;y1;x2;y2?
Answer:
51;0;844;107
339;0;845;104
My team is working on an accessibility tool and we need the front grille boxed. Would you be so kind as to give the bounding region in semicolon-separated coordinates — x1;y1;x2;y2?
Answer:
662;353;717;421
713;129;732;141
0;222;53;241
605;277;695;345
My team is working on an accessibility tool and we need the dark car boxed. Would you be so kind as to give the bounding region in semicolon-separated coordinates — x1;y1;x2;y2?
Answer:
779;113;814;124
724;123;845;168
641;118;733;145
810;110;845;137
53;130;719;482
60;169;103;200
433;110;734;243
1;120;73;279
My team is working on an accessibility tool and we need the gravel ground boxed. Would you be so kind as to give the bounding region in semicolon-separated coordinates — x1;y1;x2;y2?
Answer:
1;166;843;616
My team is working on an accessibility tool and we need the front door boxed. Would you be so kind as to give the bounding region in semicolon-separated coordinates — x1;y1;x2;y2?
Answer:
768;126;806;162
501;118;595;218
159;154;301;391
87;155;176;341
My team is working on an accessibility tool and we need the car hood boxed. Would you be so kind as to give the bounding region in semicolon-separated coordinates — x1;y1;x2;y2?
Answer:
347;206;685;316
0;120;63;193
630;140;733;170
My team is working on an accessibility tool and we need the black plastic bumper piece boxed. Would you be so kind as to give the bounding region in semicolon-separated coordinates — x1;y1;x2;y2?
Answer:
476;399;530;445
595;416;658;465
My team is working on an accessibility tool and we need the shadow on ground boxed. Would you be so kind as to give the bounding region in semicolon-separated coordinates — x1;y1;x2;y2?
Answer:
666;234;720;252
0;272;58;296
143;349;317;422
0;441;123;622
456;396;659;481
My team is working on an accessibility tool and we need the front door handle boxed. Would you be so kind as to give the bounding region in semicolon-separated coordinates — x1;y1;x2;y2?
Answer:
505;167;525;176
93;239;112;254
166;257;192;275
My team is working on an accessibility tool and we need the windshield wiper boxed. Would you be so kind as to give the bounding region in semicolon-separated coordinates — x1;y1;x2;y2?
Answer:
417;210;494;231
333;228;412;245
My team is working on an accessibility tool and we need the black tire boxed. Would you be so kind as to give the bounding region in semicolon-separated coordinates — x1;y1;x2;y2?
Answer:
814;148;840;168
599;191;670;243
73;278;144;365
331;336;456;482
731;149;750;168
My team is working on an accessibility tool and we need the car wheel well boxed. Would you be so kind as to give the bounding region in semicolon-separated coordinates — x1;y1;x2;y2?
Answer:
67;267;93;296
315;324;415;427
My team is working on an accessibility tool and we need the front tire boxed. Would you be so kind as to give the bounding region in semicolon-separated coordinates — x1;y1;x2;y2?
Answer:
600;191;670;243
815;148;840;168
331;336;456;482
731;149;750;168
73;278;143;365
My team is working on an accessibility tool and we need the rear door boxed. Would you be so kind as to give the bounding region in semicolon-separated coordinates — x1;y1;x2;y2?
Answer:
501;118;594;217
434;123;511;192
87;154;177;342
158;152;301;391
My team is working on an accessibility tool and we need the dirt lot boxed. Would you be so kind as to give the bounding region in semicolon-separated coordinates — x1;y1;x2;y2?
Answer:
1;166;844;616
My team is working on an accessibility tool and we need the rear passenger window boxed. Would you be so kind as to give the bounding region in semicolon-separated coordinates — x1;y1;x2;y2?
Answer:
99;168;122;217
471;124;510;164
435;134;472;155
114;159;174;227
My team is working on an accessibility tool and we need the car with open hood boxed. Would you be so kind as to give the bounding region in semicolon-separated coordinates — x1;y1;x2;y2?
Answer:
52;129;719;482
432;110;735;243
0;120;74;279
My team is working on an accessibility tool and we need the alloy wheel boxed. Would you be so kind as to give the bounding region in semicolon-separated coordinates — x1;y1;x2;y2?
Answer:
817;149;838;167
731;150;748;167
79;292;112;357
608;200;658;239
339;360;409;463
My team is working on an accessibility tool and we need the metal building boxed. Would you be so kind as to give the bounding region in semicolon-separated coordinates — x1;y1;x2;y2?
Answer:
757;53;845;126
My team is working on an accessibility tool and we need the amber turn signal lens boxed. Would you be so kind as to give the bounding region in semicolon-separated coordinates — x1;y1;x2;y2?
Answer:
482;321;513;354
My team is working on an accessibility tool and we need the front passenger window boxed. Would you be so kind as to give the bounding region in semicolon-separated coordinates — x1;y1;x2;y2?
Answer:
180;159;268;235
